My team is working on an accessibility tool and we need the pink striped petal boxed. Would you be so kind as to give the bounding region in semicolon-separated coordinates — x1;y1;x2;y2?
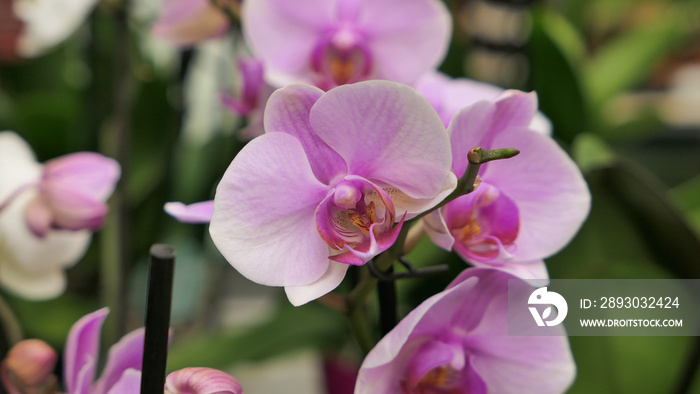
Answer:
151;0;229;46
105;369;141;394
43;152;120;202
164;200;213;223
64;308;109;394
165;367;242;394
309;80;452;200
210;132;331;287
93;328;145;394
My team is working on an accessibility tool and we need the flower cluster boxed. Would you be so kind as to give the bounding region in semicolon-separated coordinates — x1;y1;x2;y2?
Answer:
209;81;456;305
0;132;119;299
0;308;242;394
0;0;595;392
356;268;576;393
155;1;591;391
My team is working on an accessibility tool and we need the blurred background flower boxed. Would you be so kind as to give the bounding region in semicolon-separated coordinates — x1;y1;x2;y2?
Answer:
1;0;700;393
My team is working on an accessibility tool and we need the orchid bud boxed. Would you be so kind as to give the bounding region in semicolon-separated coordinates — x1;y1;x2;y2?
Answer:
165;367;243;394
1;339;58;393
25;152;120;238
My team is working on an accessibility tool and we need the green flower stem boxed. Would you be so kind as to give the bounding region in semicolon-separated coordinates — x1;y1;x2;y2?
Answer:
100;2;134;345
346;269;376;355
674;335;700;394
0;294;23;347
414;146;520;223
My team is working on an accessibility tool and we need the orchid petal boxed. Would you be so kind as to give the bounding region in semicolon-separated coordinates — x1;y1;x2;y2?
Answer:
43;152;120;202
0;192;91;271
360;277;477;370
242;0;336;86
264;84;346;184
489;91;538;139
0;192;90;299
530;112;553;135
357;268;574;393
93;328;145;394
64;308;109;394
467;272;575;394
378;172;457;220
470;259;550;284
448;91;537;177
404;340;464;387
0;261;67;301
284;260;350;307
105;368;142;394
0;132;40;203
359;0;451;84
484;128;591;261
23;196;52;238
356;276;480;394
210;132;331;287
422;210;455;251
442;183;519;264
415;71;503;127
42;184;108;231
446;101;496;177
12;0;99;58
151;0;229;47
329;214;404;266
310;80;452;199
415;71;552;135
165;367;243;394
164;200;213;223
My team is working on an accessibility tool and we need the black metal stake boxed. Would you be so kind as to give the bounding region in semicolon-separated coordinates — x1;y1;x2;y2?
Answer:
140;244;176;394
377;265;398;336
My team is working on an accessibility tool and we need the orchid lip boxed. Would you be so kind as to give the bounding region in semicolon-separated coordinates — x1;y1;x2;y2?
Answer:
311;29;372;88
444;182;519;263
316;178;400;265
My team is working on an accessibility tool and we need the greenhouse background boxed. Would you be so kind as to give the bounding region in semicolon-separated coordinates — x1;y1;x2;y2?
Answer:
1;0;700;392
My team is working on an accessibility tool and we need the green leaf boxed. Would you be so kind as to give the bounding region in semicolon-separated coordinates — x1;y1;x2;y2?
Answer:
166;301;351;371
584;15;686;108
572;132;617;173
671;175;700;235
528;8;589;144
547;161;700;393
567;336;694;394
5;293;100;348
597;162;700;279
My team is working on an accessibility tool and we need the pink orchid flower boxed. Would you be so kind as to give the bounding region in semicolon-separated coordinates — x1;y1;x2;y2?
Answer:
221;57;275;140
1;308;243;393
0;132;119;299
242;0;452;89
355;268;576;393
151;0;232;47
209;81;456;305
422;92;590;282
415;70;553;134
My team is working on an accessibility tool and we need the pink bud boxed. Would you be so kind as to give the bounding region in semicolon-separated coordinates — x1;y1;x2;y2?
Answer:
165;367;243;394
1;339;58;392
24;152;120;236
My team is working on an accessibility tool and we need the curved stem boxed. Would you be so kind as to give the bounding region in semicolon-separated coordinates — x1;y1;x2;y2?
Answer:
0;294;23;348
343;146;520;348
100;0;133;345
674;335;700;394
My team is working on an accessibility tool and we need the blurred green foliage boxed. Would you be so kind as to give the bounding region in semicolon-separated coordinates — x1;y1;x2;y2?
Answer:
1;0;700;392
